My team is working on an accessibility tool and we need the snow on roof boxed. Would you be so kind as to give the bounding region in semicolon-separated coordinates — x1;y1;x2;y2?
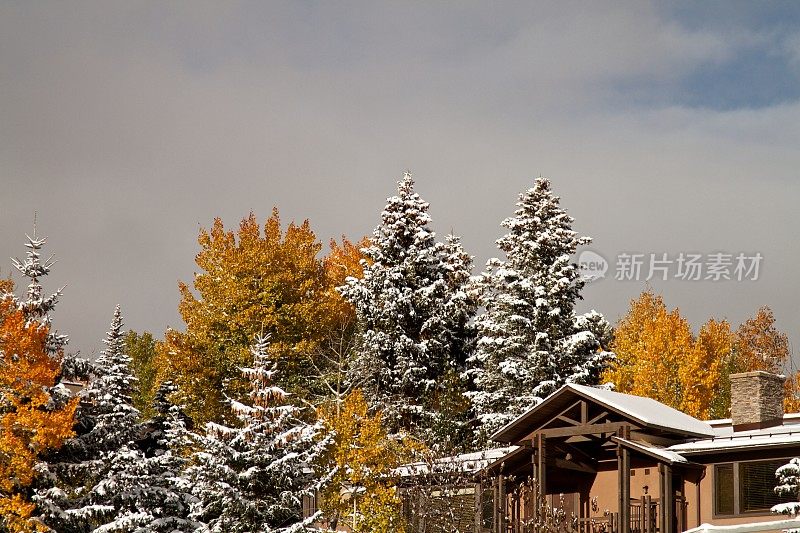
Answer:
706;413;800;437
396;446;518;477
613;437;688;464
669;424;800;454
567;384;716;437
684;518;800;533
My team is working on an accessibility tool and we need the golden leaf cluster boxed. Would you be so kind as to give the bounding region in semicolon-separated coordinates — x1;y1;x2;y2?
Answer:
317;390;422;533
604;291;793;420
0;286;77;533
158;210;366;425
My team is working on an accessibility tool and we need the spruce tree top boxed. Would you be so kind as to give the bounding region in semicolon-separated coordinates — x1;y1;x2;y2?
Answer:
4;227;67;352
488;177;591;344
469;177;612;436
368;171;436;264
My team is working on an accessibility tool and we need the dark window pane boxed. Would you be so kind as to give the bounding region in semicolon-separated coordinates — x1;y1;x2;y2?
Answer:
740;460;791;513
715;464;734;515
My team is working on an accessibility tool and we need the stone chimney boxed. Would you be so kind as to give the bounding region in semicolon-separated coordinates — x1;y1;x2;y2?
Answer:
730;371;785;431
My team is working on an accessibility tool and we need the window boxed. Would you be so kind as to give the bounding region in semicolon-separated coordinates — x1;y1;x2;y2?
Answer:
715;464;735;515
301;490;318;519
714;459;793;516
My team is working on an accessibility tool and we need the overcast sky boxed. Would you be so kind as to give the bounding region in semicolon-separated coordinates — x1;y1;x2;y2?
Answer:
2;1;799;360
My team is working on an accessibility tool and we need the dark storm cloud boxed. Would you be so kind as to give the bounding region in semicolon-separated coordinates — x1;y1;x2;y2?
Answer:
1;1;799;357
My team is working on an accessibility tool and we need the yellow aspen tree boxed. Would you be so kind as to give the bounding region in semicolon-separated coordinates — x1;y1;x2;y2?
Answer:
0;306;77;533
604;291;694;409
679;319;733;419
606;293;794;420
317;390;420;533
784;373;800;413
733;306;789;373
712;306;791;417
604;291;735;419
158;210;365;425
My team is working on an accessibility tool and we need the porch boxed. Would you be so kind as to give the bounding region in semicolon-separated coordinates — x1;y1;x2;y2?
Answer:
483;385;714;533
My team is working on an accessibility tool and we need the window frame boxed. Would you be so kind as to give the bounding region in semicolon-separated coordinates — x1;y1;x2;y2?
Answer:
713;457;795;518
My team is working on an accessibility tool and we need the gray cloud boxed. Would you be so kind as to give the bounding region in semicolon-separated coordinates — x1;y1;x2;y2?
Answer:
1;1;798;359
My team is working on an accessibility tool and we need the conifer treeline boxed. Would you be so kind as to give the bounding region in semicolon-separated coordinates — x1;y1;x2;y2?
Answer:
1;173;793;531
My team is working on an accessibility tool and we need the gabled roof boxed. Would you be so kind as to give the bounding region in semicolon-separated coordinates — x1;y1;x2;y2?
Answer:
492;383;716;444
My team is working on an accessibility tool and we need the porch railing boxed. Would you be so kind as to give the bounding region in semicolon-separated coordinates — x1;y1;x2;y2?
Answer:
512;496;688;533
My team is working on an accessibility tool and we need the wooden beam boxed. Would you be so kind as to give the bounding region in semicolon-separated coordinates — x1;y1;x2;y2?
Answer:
542;422;637;438
556;415;583;426
492;476;499;533
531;448;539;525
554;457;597;474
586;410;610;425
553;441;600;470
553;400;586;426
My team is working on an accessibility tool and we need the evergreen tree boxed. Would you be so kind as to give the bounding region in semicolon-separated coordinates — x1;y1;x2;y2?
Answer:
4;229;67;354
468;178;613;436
340;173;477;446
187;336;326;532
36;306;142;532
88;381;198;532
773;457;800;518
0;231;78;533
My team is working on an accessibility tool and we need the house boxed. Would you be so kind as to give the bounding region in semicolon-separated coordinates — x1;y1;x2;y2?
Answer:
314;371;800;532
468;371;800;533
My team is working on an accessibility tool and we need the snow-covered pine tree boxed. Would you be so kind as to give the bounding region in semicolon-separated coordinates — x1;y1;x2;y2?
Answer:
773;457;800;518
340;173;477;446
468;177;613;437
87;381;198;532
35;306;143;532
187;335;326;532
3;228;67;354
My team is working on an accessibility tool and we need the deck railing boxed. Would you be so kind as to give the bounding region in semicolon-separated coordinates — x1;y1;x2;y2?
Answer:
506;497;688;533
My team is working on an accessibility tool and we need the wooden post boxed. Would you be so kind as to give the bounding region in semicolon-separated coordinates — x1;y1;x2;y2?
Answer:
659;464;674;533
617;428;631;533
493;476;500;533
531;450;539;526
538;433;547;515
474;481;481;533
640;495;646;533
665;466;673;533
499;474;507;533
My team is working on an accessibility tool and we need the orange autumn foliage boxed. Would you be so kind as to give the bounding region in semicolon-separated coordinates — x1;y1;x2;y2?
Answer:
603;291;733;420
159;210;367;425
732;306;789;374
728;306;799;413
0;305;77;532
604;291;796;420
